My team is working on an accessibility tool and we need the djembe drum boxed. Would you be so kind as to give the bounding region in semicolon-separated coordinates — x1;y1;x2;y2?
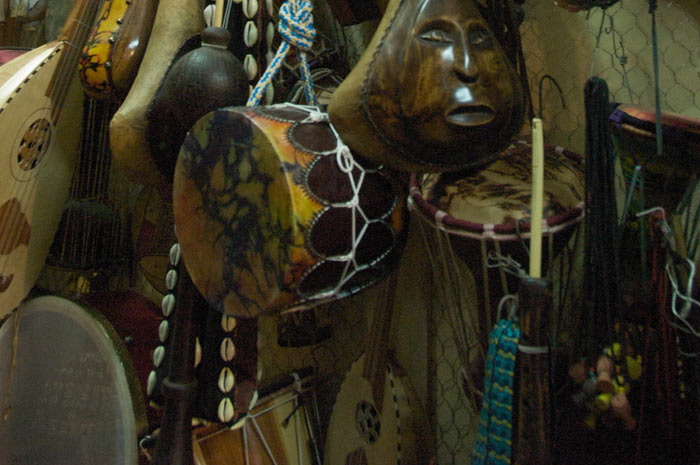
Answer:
409;141;585;401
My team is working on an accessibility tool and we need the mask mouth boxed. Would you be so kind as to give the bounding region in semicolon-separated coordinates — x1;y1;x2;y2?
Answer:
445;104;495;126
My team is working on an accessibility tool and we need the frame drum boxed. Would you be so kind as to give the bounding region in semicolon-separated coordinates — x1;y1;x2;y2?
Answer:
0;295;150;465
192;368;321;465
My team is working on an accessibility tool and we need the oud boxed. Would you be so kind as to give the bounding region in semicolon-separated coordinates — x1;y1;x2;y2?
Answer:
0;0;100;316
325;272;429;465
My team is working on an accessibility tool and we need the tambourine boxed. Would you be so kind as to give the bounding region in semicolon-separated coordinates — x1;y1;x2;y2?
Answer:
0;293;160;464
173;104;407;318
610;103;700;214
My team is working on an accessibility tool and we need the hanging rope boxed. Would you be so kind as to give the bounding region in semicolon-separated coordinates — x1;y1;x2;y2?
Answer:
246;0;317;107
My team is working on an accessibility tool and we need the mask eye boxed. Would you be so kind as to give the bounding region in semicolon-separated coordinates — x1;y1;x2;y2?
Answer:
469;26;493;48
419;28;454;45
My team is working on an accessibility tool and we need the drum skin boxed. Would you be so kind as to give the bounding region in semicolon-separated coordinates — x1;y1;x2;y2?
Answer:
416;142;584;231
173;104;407;317
0;295;148;465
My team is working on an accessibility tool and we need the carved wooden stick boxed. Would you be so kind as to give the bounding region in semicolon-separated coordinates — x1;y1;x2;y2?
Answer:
151;262;202;465
513;276;552;465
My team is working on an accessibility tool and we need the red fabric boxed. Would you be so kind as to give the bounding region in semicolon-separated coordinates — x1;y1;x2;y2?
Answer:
0;48;28;66
81;290;163;429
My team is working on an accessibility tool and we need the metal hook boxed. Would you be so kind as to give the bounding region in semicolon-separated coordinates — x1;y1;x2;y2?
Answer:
538;74;567;120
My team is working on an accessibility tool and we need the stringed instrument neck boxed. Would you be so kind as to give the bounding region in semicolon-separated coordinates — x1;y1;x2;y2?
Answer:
361;270;400;411
46;0;100;117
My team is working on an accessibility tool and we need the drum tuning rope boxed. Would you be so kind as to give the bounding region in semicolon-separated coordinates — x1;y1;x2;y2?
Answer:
247;0;317;106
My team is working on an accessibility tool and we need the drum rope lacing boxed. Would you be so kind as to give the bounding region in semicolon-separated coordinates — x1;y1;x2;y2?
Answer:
247;0;317;107
286;103;381;306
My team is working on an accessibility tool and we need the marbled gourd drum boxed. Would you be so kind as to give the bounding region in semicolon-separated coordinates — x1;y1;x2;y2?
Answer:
173;104;407;318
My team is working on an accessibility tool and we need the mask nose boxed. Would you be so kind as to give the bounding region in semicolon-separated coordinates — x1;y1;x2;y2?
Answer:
453;38;478;83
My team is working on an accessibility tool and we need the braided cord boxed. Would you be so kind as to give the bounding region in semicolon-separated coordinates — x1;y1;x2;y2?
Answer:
472;319;519;465
246;0;317;107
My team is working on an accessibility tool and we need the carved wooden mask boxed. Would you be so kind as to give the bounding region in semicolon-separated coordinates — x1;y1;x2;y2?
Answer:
329;0;526;172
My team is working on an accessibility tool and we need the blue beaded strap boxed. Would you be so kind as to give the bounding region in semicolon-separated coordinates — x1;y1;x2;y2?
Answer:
246;0;317;107
472;318;519;465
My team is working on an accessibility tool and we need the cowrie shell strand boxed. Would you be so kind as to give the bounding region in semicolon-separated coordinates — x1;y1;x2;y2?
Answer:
244;21;258;47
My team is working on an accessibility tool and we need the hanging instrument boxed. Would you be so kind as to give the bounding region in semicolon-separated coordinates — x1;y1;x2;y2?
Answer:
324;271;429;465
109;0;204;189
0;294;156;465
79;0;158;100
0;0;100;317
173;104;406;318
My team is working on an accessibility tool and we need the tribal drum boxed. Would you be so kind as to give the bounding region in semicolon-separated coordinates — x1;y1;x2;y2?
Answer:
192;367;321;465
173;104;407;318
409;141;584;369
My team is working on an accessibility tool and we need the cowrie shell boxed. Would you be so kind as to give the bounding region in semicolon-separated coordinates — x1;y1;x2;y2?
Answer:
265;83;274;105
169;243;181;266
203;4;215;26
195;337;202;367
243;0;258;19
265;0;273;16
218;398;235;423
266;22;274;49
221;315;237;332
153;345;165;367
249;390;259;410
244;21;258;48
218;367;235;393
161;294;175;317
158;320;169;343
165;269;177;290
220;337;236;361
231;415;247;430
147;371;158;396
244;54;258;81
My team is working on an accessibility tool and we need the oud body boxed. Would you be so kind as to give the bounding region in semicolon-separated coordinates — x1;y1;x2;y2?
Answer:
325;354;426;465
0;42;84;316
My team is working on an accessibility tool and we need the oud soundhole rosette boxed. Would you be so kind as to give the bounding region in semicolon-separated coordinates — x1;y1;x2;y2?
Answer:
18;118;52;171
355;400;381;444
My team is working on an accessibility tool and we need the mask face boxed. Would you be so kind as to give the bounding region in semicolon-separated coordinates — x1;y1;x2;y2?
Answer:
363;0;525;170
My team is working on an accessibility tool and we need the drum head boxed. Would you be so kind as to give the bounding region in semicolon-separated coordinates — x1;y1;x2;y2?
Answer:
415;141;584;235
0;296;144;465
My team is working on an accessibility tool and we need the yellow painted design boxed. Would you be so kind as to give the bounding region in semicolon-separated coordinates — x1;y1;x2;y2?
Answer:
79;0;129;100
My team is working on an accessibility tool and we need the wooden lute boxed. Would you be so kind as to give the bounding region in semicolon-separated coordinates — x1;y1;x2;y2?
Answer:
0;0;99;316
325;271;428;465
